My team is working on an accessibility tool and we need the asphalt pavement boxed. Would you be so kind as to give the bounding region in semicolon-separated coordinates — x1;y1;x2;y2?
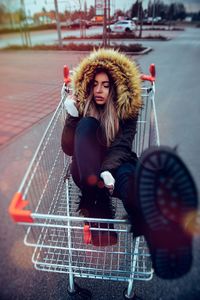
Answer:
0;26;200;300
0;26;179;49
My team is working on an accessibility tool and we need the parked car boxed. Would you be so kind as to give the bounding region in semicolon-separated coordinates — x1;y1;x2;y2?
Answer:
142;17;164;25
107;20;136;33
67;19;91;29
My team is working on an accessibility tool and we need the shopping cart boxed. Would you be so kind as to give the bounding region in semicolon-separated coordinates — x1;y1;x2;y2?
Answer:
9;63;159;300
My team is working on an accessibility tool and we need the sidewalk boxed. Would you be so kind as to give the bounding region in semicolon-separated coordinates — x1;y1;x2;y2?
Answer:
0;50;89;300
0;50;85;148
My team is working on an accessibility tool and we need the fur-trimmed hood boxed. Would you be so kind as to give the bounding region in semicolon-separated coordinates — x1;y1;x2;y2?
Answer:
71;48;142;119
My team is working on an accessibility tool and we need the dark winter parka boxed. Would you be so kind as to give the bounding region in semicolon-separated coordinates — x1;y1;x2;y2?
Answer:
61;49;143;174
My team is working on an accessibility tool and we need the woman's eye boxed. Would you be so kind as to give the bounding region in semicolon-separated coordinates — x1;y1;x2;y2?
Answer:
93;82;109;88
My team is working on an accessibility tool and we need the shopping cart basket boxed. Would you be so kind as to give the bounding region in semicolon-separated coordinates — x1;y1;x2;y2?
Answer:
9;63;159;300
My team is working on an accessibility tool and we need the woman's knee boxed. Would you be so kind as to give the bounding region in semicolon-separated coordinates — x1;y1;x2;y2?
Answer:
76;117;100;136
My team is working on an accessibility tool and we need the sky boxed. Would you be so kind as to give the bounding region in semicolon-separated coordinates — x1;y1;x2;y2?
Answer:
2;0;200;16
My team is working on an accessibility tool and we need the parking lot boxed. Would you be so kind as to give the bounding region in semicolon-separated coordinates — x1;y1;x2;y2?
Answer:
0;26;200;299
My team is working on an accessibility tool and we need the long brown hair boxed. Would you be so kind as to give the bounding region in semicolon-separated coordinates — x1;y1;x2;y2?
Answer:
83;69;119;147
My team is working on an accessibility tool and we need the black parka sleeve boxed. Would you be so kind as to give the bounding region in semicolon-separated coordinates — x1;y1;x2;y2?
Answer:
100;117;138;172
61;115;81;156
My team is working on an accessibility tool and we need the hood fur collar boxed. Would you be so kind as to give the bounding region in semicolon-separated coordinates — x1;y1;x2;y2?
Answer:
72;48;142;119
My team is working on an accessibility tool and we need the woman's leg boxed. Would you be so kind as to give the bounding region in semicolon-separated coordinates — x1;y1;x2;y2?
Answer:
113;162;136;215
113;162;143;236
70;116;105;213
70;117;117;246
114;148;198;279
73;116;106;188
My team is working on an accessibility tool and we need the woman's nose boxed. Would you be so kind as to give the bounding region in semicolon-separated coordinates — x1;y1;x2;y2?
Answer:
96;84;102;92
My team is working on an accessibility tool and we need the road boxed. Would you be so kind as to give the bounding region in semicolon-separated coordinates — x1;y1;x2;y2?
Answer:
0;26;179;48
0;26;200;300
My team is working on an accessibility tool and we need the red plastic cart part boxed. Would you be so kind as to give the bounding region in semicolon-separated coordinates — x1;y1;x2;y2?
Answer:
141;63;156;82
8;192;33;223
149;63;156;78
63;65;71;84
141;74;155;82
83;224;92;244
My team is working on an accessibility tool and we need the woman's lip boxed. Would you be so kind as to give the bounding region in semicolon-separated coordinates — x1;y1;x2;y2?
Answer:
95;96;104;100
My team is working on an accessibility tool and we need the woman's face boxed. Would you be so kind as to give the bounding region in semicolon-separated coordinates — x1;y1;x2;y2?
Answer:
93;72;110;105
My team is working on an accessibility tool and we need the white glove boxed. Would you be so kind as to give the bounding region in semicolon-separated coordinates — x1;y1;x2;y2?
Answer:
100;171;115;194
64;95;79;117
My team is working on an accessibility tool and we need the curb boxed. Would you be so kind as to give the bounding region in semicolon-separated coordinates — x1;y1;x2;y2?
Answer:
0;46;153;56
128;47;153;55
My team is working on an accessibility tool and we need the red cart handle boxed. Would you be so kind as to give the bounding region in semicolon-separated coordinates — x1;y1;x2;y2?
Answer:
8;192;33;223
141;63;156;82
63;65;71;84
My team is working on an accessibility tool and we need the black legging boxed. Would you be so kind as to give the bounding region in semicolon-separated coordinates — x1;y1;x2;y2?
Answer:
70;117;137;216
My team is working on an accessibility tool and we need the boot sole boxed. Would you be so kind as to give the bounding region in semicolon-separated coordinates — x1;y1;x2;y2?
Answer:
135;146;198;279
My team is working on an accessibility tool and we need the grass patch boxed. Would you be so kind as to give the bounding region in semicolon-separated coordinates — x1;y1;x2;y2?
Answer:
0;24;58;34
1;42;146;53
141;34;168;40
63;32;168;41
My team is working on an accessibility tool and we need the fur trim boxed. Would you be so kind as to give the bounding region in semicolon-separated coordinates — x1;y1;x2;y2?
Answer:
72;48;142;119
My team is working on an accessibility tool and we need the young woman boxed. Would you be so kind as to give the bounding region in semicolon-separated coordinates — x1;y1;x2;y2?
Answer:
61;49;197;279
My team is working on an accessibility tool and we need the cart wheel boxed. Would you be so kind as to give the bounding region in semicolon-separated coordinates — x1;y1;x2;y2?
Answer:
67;283;92;299
123;288;142;300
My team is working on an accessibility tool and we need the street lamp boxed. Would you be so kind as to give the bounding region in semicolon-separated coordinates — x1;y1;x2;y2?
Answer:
103;0;111;48
103;0;107;47
54;0;63;48
20;0;32;46
138;0;143;38
152;0;155;27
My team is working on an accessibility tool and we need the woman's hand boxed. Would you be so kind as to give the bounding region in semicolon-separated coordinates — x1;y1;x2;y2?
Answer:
100;171;115;194
64;95;79;117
